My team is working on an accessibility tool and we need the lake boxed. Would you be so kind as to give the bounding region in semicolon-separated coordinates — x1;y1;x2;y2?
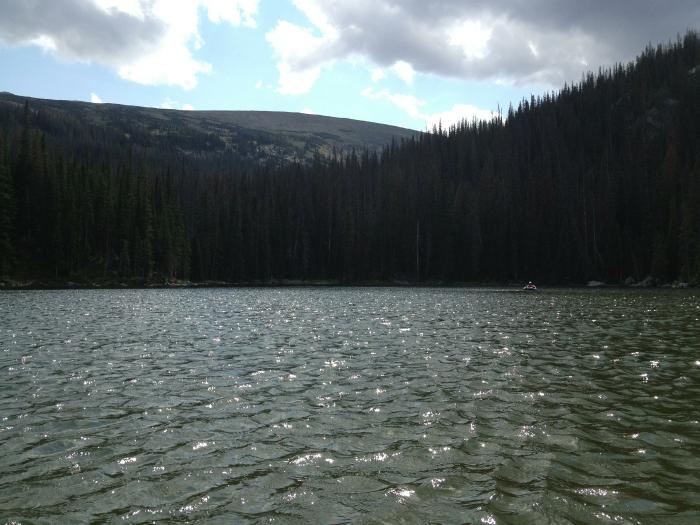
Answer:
0;288;699;523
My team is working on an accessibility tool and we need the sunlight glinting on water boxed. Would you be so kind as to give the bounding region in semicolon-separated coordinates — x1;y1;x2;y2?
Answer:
0;288;699;523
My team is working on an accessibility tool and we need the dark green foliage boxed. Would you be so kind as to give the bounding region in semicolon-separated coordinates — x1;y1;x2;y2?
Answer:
0;33;699;285
0;133;15;275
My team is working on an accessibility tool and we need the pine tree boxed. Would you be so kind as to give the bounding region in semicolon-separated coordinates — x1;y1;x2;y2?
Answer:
0;150;15;275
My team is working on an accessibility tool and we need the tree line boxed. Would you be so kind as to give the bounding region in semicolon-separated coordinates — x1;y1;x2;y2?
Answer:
1;32;699;285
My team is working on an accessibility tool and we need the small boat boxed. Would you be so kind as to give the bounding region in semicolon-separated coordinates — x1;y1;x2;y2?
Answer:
523;282;537;291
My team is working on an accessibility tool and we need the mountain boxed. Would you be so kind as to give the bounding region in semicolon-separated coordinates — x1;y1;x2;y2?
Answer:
0;92;420;165
1;32;699;287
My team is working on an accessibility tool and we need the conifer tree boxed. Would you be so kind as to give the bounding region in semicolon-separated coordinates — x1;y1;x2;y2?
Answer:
0;154;15;275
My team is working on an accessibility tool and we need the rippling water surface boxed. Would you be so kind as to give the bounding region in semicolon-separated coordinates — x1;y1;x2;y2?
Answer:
1;288;699;524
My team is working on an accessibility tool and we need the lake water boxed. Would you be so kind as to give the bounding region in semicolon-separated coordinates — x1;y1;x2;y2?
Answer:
0;288;699;524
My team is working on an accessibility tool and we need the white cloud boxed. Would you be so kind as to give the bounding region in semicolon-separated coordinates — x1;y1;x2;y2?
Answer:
390;61;415;85
371;68;385;83
300;107;315;114
117;1;213;91
447;19;492;60
265;15;332;95
361;87;425;119
90;92;103;103
182;103;195;110
0;0;260;90
275;63;321;96
31;35;58;52
362;87;495;129
290;0;338;38
111;0;246;90
265;0;700;88
527;41;539;58
202;0;258;28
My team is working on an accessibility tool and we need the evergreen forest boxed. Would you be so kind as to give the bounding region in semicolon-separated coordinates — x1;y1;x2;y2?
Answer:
1;33;699;286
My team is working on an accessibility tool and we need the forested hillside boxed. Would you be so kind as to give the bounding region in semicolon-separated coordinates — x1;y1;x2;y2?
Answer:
1;33;699;286
0;92;420;166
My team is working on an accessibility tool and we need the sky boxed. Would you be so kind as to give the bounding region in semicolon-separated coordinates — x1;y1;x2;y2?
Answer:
0;0;698;131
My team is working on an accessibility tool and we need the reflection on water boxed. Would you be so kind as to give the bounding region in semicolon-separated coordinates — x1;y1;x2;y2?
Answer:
0;288;699;523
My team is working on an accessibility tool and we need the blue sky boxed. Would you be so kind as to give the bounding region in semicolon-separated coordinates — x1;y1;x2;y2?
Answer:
0;1;697;130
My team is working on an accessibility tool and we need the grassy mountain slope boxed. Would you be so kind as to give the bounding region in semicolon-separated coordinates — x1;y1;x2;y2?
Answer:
0;92;420;164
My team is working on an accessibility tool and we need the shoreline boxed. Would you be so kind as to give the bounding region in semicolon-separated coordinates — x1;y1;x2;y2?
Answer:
0;278;695;291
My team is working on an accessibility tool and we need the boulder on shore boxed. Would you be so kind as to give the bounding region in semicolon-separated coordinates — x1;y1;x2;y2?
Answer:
587;280;605;287
624;276;636;286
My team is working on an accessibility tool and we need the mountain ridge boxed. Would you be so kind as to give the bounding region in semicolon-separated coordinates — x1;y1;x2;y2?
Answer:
0;92;420;165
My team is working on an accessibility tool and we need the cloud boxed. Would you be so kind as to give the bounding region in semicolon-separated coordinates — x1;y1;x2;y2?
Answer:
275;62;321;95
362;87;496;130
300;107;315;114
371;68;385;83
202;0;258;27
0;0;260;90
269;0;700;89
361;87;425;119
447;20;492;60
90;92;103;103
391;61;415;85
182;103;195;111
265;15;329;95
